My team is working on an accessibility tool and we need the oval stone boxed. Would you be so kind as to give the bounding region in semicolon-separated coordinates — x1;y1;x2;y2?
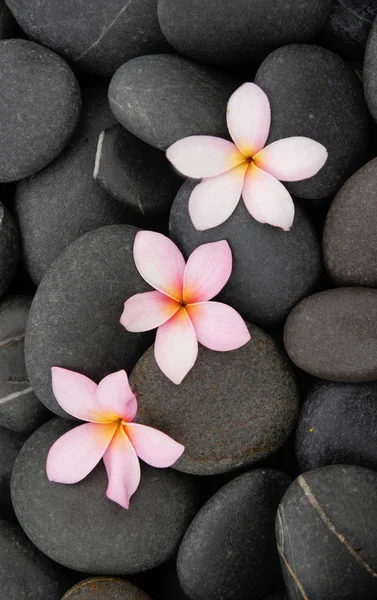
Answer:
169;180;322;325
0;204;19;298
108;54;238;150
130;324;299;476
177;469;291;600
11;418;200;574
323;159;377;287
0;518;64;599
0;425;25;520
276;465;377;600
296;380;377;471
0;296;50;433
284;288;377;381
62;578;152;600
25;225;153;418
255;44;369;200
0;39;81;182
15;80;129;285
158;0;331;66
3;0;170;76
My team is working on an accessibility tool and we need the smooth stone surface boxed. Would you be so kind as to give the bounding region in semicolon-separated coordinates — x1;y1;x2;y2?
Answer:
178;469;291;600
169;180;322;325
255;44;370;200
94;124;181;216
0;204;19;298
4;0;170;76
158;0;331;66
15;80;129;285
130;324;299;476
296;380;377;472
25;225;153;418
323;158;377;286
277;465;377;600
284;288;377;381
109;54;238;150
0;425;25;519
62;577;152;599
0;296;50;433
364;15;377;122
0;0;15;38
0;518;64;599
0;39;81;182
11;418;200;574
321;0;377;59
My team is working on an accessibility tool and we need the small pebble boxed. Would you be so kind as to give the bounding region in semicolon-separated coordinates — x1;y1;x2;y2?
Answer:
62;577;152;600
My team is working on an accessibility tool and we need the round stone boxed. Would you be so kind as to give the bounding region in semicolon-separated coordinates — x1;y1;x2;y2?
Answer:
296;380;377;472
0;204;19;298
11;418;200;574
158;0;331;66
94;124;181;216
62;578;152;600
3;0;170;76
15;80;130;285
255;44;370;200
130;324;299;476
169;180;322;325
0;39;81;182
276;465;377;600
108;54;238;151
0;425;25;520
0;518;65;599
25;225;153;418
0;0;15;38
0;296;50;433
284;287;377;381
177;469;291;600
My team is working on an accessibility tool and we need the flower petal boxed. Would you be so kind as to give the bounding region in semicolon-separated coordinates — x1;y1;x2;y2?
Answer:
155;308;198;385
254;136;328;182
226;82;271;156
96;370;137;422
103;425;141;509
126;423;184;468
51;367;109;423
133;231;185;301
186;302;250;351
242;164;295;231
188;162;247;231
183;240;233;303
166;136;245;178
121;291;180;332
46;422;117;484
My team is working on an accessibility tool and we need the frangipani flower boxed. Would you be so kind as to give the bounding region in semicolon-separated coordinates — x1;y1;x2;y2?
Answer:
121;231;250;385
166;82;328;232
46;367;184;509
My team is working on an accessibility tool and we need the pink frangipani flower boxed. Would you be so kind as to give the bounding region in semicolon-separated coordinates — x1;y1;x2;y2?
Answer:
166;82;328;232
120;231;250;385
46;367;184;509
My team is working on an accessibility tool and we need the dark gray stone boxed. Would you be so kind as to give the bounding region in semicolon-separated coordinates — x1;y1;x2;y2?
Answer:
169;180;322;326
108;54;238;151
323;158;377;287
25;225;153;418
0;204;19;298
130;324;299;476
11;418;200;574
177;469;291;600
4;0;170;76
0;518;64;599
364;14;377;122
15;80;130;285
62;577;152;600
276;465;377;600
94;124;181;216
0;296;50;433
296;380;377;472
0;39;81;182
255;44;370;200
284;287;377;381
158;0;331;66
0;425;25;519
0;0;15;38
